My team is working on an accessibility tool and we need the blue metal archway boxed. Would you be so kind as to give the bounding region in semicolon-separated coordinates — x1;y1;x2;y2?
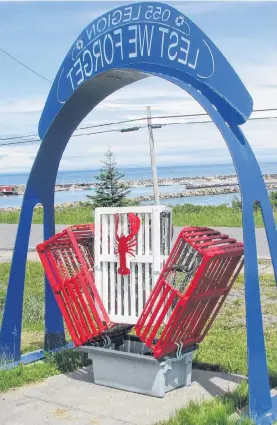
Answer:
1;2;277;421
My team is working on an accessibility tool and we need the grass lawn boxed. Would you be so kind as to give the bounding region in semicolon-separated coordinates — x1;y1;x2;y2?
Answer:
158;383;252;425
0;262;53;391
0;204;94;225
0;202;276;227
1;262;277;423
172;204;277;228
0;262;91;393
194;274;277;385
159;272;277;425
0;262;45;354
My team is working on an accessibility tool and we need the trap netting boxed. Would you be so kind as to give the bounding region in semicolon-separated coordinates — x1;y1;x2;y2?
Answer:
135;227;244;359
37;224;113;346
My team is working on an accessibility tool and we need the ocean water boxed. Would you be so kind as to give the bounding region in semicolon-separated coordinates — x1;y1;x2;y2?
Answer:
0;162;276;208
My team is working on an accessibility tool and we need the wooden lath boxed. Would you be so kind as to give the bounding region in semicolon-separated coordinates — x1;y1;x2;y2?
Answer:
94;206;172;324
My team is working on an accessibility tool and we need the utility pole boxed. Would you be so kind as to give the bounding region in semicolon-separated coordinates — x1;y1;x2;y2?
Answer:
146;106;160;205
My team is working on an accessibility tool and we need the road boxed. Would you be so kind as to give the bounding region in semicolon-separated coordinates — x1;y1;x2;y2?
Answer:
0;223;271;259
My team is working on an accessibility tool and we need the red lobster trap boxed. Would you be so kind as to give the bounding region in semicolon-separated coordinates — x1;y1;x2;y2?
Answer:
37;222;244;361
36;224;113;346
135;227;244;359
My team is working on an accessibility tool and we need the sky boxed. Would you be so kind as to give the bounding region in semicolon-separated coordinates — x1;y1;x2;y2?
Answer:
0;1;276;174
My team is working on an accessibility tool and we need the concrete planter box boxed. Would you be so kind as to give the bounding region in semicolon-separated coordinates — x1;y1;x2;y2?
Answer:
77;339;194;397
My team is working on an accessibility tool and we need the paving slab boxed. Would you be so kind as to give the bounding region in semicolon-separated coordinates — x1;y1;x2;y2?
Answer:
0;367;245;425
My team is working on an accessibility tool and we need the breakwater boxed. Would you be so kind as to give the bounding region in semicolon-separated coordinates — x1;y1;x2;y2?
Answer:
7;173;277;196
133;183;277;203
1;182;276;212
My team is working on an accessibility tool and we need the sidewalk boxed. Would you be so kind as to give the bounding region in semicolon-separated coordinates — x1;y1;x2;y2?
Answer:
0;367;244;425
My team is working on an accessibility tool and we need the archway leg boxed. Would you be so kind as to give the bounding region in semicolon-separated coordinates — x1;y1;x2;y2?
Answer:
259;200;277;282
242;202;272;417
235;126;277;281
0;199;35;360
43;197;65;350
170;82;275;420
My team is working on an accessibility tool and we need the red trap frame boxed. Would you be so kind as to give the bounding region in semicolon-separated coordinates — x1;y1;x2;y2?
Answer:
37;224;111;346
135;227;244;359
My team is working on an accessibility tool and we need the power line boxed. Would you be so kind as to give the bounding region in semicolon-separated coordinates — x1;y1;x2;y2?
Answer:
1;115;277;148
0;44;277;140
0;47;52;84
0;134;38;142
1;107;277;142
158;115;277;128
0;127;137;146
76;107;277;131
0;111;212;141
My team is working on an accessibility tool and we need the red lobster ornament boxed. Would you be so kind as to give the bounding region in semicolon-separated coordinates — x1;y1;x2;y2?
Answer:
115;213;141;275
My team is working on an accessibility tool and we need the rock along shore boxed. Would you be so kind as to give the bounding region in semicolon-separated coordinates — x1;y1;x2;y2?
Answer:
1;174;276;212
9;173;277;196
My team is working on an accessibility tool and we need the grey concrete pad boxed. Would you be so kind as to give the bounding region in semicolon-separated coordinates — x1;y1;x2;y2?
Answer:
0;393;128;425
0;368;245;425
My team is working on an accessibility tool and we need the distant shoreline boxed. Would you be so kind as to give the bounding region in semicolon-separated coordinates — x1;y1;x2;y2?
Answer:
7;172;277;196
1;173;276;211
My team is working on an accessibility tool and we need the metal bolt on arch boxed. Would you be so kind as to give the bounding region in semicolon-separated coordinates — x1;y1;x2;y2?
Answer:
0;2;277;423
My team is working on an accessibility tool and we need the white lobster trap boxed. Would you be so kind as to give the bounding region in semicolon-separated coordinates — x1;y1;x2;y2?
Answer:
94;206;172;324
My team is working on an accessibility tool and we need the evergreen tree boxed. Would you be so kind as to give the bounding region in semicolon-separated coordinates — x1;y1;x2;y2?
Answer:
87;149;130;207
270;191;277;209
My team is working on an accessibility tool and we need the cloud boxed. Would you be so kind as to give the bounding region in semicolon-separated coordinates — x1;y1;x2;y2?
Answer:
0;99;44;115
0;146;39;173
0;1;276;174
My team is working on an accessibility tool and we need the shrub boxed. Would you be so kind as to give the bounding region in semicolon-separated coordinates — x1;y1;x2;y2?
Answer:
45;349;91;373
